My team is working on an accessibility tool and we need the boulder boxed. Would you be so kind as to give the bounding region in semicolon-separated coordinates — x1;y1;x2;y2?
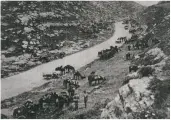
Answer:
123;72;139;85
101;77;154;119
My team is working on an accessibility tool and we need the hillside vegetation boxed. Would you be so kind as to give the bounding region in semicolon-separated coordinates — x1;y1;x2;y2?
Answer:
2;1;169;119
1;1;144;78
1;1;144;51
101;1;170;119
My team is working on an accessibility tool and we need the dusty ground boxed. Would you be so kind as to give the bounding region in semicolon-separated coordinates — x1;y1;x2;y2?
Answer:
1;42;141;119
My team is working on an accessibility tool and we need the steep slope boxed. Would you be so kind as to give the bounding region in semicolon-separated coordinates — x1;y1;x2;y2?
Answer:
101;1;170;119
139;1;170;55
1;1;144;52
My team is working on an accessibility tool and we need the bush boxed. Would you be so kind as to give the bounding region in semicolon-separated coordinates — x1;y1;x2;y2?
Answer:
162;58;170;71
147;78;170;108
132;107;168;119
114;106;122;118
138;66;154;77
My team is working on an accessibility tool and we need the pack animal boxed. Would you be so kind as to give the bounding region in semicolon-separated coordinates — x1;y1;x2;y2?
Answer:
64;65;75;73
88;74;106;86
73;71;86;80
129;65;139;72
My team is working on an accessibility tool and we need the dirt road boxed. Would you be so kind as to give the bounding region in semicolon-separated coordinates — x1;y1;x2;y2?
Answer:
2;21;131;100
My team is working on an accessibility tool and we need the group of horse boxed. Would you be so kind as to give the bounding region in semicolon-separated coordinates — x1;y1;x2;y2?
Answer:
13;91;75;119
88;72;106;86
12;20;145;119
128;41;149;50
39;52;66;63
12;68;107;118
115;37;127;43
63;79;80;89
43;65;76;80
129;27;143;34
98;46;120;60
43;62;107;88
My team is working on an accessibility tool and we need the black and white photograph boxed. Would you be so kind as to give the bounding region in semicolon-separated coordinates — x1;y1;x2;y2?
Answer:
1;0;170;119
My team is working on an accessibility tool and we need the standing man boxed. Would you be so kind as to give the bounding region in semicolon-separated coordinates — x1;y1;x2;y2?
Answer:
73;93;79;111
128;45;131;51
83;91;88;108
68;85;75;97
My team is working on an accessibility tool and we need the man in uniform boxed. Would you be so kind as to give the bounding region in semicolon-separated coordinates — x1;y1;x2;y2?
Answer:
83;91;88;108
128;45;131;51
73;93;79;111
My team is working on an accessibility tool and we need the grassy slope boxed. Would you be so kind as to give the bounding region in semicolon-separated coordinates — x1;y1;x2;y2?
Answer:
1;43;141;118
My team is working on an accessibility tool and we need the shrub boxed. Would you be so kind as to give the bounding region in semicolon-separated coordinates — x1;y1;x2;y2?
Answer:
147;78;170;108
114;106;122;118
138;66;154;77
162;58;170;71
132;107;168;119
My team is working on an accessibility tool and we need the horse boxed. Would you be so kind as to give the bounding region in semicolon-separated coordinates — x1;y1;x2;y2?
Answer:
26;103;39;119
38;92;59;110
58;92;70;109
55;66;65;75
129;65;139;72
55;66;63;71
68;86;75;97
100;49;114;60
70;80;80;89
64;65;75;73
13;105;27;119
126;53;131;60
73;71;86;80
43;73;52;80
129;29;136;34
94;75;106;84
59;52;65;59
98;51;103;57
114;46;119;53
88;74;106;86
39;56;49;63
63;79;79;89
43;72;59;80
128;45;131;51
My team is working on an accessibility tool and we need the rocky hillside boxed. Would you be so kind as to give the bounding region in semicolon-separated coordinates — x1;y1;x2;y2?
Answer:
1;1;144;53
1;1;145;78
101;1;170;119
140;1;170;55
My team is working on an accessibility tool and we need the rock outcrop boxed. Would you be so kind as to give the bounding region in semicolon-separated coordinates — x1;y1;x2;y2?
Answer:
101;1;170;118
101;77;154;119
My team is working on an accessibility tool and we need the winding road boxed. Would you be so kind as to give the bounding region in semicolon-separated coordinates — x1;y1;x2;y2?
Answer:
1;21;131;101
